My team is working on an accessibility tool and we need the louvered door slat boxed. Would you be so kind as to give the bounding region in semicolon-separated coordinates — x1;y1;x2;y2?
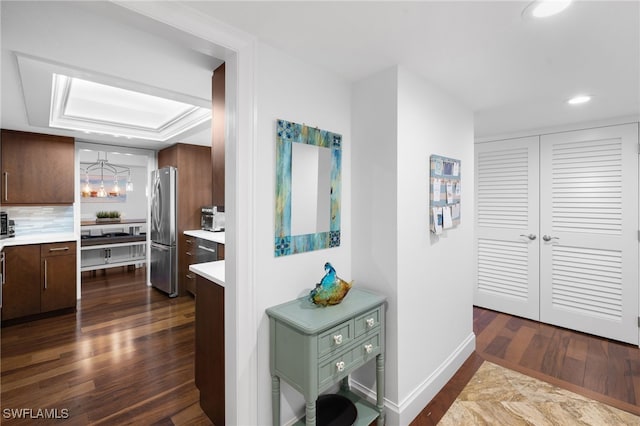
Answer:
474;136;540;320
540;124;638;344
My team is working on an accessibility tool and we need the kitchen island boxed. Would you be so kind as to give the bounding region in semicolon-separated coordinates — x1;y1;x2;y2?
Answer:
80;220;146;272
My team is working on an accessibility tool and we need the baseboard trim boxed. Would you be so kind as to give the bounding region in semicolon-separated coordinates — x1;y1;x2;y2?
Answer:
350;332;476;425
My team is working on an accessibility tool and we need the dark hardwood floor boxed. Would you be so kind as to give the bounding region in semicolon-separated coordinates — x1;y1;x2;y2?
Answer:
411;306;640;425
1;267;212;425
5;269;640;425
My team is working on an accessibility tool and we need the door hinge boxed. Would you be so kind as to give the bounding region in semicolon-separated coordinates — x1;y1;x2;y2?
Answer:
637;316;640;327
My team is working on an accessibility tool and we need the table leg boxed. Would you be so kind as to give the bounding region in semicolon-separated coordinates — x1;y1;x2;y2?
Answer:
272;375;280;425
340;376;350;392
305;399;316;426
376;353;385;425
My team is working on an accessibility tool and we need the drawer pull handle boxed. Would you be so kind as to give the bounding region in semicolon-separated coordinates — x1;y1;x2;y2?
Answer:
364;344;373;354
198;245;217;253
49;247;70;252
333;334;343;345
366;318;375;328
336;361;345;372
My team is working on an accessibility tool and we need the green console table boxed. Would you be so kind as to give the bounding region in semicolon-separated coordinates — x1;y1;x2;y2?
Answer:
267;288;386;425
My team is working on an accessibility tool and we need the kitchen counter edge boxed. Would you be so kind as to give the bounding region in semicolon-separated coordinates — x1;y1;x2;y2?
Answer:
1;233;78;249
184;230;225;245
189;260;225;287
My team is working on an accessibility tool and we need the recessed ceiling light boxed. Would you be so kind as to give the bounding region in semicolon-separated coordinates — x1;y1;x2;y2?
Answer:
523;0;572;19
50;74;211;141
567;95;591;105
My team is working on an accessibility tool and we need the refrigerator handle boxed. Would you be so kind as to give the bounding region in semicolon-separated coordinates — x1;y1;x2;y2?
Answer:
152;174;162;233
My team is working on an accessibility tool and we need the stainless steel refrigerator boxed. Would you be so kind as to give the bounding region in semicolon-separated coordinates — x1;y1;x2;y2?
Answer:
150;166;178;297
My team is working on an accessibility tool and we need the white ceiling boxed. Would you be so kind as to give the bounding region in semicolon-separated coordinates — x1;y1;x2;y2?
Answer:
1;1;223;149
186;0;639;138
1;1;638;146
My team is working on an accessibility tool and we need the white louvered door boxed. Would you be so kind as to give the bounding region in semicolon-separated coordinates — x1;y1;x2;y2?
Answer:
474;136;540;321
540;124;639;344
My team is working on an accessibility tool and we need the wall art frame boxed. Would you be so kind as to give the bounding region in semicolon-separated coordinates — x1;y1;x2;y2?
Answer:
275;119;342;256
430;154;461;234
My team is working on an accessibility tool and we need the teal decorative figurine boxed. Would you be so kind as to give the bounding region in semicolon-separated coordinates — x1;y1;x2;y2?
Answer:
309;262;353;306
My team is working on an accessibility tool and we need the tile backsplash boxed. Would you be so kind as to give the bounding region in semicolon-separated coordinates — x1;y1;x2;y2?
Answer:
2;206;74;236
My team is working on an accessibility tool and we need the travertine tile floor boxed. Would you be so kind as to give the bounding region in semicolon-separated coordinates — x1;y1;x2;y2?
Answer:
439;362;640;425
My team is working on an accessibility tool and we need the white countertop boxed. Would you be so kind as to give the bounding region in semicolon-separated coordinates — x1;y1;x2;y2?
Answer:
189;260;225;287
0;232;77;249
184;230;225;245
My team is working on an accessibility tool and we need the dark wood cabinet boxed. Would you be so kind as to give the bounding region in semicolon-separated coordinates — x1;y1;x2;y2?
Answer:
182;235;222;297
195;275;225;425
1;242;76;322
1;129;74;205
212;63;225;206
158;143;212;295
41;242;77;313
1;245;41;320
181;234;196;295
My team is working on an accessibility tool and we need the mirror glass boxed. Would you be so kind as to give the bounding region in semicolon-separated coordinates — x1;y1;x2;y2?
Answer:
275;119;342;257
290;142;331;235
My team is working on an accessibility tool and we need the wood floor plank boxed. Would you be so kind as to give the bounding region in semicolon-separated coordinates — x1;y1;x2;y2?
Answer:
411;306;640;424
503;322;536;363
1;267;211;425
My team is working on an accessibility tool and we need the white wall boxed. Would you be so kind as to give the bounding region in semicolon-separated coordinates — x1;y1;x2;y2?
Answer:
253;42;352;423
351;67;400;402
352;66;475;425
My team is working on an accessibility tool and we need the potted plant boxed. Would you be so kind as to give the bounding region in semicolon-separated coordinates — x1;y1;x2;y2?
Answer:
96;211;121;223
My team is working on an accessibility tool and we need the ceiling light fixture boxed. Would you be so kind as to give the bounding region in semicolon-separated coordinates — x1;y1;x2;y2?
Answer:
81;152;133;198
523;0;572;19
50;74;211;141
567;95;591;105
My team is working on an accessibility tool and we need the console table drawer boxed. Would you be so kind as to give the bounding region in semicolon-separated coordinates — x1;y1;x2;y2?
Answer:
318;320;354;358
318;345;358;389
355;307;381;337
318;331;381;390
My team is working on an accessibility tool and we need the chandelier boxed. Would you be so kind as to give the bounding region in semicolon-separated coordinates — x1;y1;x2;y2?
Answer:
80;152;133;198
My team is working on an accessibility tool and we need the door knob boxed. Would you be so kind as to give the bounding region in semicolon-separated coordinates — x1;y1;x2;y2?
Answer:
542;235;559;242
520;234;537;240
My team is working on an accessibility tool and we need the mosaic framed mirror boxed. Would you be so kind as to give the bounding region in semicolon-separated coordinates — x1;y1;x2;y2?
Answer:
275;119;342;256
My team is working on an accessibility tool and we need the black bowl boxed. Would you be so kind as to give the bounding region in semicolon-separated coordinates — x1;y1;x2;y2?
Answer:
316;394;357;426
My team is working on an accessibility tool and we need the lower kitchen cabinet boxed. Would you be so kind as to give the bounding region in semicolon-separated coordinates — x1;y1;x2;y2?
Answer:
1;241;77;322
195;275;225;425
180;234;196;295
183;235;220;296
1;244;41;320
41;242;77;312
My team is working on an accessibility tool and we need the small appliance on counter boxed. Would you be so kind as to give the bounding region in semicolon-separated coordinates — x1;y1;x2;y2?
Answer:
201;206;225;232
0;211;15;239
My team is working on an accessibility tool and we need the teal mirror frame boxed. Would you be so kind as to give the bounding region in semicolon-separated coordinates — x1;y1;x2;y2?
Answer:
275;119;342;256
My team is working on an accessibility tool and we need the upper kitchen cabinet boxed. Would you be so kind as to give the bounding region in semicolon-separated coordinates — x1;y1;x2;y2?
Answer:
1;129;74;205
158;143;212;232
211;63;225;206
159;143;212;295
